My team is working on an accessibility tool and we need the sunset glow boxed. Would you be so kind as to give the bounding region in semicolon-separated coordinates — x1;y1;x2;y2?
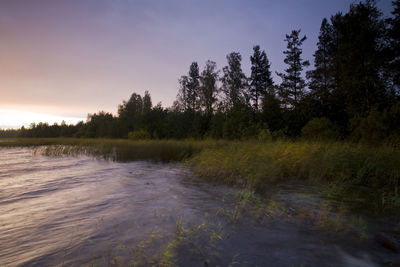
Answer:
0;0;392;129
0;109;84;129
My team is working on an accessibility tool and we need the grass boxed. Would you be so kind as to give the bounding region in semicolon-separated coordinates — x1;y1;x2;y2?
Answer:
0;138;225;162
187;140;400;211
1;137;400;210
2;137;398;264
188;140;399;188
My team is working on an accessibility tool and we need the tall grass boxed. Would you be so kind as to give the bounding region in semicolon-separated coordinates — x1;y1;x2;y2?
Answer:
2;138;399;209
187;140;400;207
0;138;225;162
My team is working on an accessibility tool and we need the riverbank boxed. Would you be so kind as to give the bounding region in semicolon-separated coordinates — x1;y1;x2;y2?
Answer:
1;138;399;212
187;140;400;213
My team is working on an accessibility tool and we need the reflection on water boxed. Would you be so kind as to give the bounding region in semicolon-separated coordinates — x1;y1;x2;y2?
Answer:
0;148;398;266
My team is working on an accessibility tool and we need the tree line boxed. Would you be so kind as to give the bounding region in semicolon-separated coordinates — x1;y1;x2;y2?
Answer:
2;0;400;145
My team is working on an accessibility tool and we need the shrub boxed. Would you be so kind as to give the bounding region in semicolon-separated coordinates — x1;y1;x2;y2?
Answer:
128;129;151;140
258;129;272;142
350;109;388;145
301;117;339;141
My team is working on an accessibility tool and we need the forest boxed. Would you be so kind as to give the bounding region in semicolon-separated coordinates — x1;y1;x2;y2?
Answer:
2;0;400;147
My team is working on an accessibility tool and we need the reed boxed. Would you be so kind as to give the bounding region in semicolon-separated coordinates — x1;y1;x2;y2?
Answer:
0;138;225;162
2;138;399;209
187;140;400;210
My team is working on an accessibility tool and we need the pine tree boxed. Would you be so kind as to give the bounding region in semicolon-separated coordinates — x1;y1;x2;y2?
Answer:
249;45;273;112
277;30;310;109
306;18;336;117
221;52;247;109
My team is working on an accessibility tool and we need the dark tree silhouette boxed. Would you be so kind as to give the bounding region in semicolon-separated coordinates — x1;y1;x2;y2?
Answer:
333;0;387;117
387;0;400;95
187;62;200;111
307;19;335;109
199;60;219;116
143;90;152;113
249;45;273;112
277;30;309;109
221;52;248;109
176;62;200;112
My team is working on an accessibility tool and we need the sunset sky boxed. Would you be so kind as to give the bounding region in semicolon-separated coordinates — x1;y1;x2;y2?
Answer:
0;0;393;128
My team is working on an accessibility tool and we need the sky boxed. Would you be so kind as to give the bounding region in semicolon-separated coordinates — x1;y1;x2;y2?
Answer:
0;0;394;128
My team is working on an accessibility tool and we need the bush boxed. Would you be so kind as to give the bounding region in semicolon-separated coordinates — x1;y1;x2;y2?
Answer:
128;129;151;140
258;129;272;142
301;117;339;141
350;109;388;145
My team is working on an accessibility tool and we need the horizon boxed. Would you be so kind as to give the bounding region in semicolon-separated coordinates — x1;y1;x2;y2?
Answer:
0;0;393;129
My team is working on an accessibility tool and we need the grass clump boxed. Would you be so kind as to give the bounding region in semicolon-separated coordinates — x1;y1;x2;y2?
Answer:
187;140;400;209
2;138;399;210
0;138;225;162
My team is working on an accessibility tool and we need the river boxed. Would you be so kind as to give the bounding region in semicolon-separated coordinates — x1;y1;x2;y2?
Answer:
0;147;398;266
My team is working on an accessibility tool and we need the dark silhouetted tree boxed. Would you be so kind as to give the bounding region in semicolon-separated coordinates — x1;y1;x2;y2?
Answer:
306;18;336;117
261;87;283;132
199;60;219;116
176;62;200;112
333;0;387;118
221;52;248;109
176;75;190;111
118;93;143;133
249;45;273;112
277;30;310;109
187;62;200;111
143;90;152;113
387;0;400;96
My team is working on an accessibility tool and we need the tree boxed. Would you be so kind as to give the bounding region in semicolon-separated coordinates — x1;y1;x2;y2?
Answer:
118;93;143;133
187;62;200;111
333;0;387;117
306;18;336;115
176;62;200;112
221;52;247;109
199;60;219;116
261;88;283;132
277;30;310;109
387;0;400;96
249;45;273;112
143;90;152;113
176;75;190;111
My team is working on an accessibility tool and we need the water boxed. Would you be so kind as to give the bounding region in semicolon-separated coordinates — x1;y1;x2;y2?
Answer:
0;148;399;266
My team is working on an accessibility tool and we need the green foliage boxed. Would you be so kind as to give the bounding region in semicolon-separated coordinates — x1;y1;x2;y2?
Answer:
258;129;272;142
2;138;399;210
350;103;400;147
0;138;224;162
128;129;151;140
187;140;400;210
261;91;283;132
350;109;388;145
302;117;339;141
